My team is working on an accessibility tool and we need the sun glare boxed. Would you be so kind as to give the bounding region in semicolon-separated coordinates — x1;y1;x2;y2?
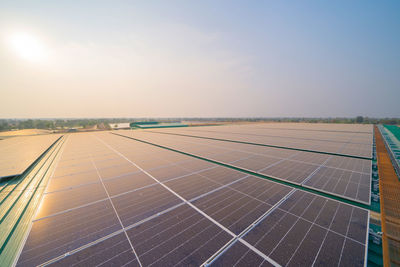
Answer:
8;32;46;62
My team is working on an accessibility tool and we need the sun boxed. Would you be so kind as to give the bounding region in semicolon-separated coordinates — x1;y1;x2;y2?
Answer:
8;32;46;62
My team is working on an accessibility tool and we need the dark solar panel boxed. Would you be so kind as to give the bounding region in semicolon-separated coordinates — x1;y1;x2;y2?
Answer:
242;190;368;266
126;204;232;266
119;131;372;204
112;184;182;227
15;129;370;266
17;200;122;266
304;167;371;204
51;233;140;266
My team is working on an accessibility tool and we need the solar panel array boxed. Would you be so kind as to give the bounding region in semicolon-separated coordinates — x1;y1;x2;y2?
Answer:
118;131;372;205
152;124;373;158
15;125;371;266
0;134;61;179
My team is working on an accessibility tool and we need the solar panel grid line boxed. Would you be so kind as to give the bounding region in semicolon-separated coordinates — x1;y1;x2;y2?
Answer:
275;205;366;247
185;134;362;173
17;203;122;265
337;207;355;266
24;132;368;267
155;132;371;201
259;190;316;256
37;202;187;267
94;135;236;237
363;212;370;267
230;246;263;267
137;131;371;175
113;132;371;209
90;157;143;267
202;189;296;266
242;191;369;266
237;188;296;237
95;135;285;266
310;198;344;267
34;161;233;224
200;237;237;266
174;163;276;205
301;156;332;185
44;179;101;195
141;217;217;266
256;151;303;173
169;129;370;145
284;197;330;266
237;239;280;266
143;130;372;160
12;135;69;267
253;126;372;134
302;177;371;206
123;202;185;232
46;155;201;195
32;197;108;223
37;228;126;267
50;167;99;180
194;189;268;234
192;173;272;210
188;175;249;203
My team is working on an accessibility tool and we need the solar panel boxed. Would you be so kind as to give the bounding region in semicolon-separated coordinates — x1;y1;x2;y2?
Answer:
14;126;371;266
17;200;122;266
0;134;61;178
242;190;369;266
147;124;373;158
118;131;371;204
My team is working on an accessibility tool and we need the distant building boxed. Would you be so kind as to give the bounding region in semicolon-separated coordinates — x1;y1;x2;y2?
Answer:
130;121;188;129
109;123;130;130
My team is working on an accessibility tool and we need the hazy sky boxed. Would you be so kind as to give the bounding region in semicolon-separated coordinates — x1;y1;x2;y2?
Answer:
1;1;399;118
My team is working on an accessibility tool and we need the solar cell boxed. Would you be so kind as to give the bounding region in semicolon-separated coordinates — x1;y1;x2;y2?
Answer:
164;173;221;200
233;155;281;170
103;172;156;196
96;163;138;179
210;241;273;266
146;164;192;182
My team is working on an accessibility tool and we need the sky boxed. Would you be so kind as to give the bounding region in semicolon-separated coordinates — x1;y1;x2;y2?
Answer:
0;1;399;118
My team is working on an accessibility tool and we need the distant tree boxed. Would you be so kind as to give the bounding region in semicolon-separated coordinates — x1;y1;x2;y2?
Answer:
356;116;364;123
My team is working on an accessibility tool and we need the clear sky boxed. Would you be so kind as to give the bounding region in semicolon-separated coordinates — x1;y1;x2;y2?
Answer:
0;1;399;118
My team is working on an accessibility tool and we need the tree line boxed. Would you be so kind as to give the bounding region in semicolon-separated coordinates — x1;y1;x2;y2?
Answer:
0;117;399;132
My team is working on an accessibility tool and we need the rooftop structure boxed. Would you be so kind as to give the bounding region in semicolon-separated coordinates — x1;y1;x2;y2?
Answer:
0;123;395;266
